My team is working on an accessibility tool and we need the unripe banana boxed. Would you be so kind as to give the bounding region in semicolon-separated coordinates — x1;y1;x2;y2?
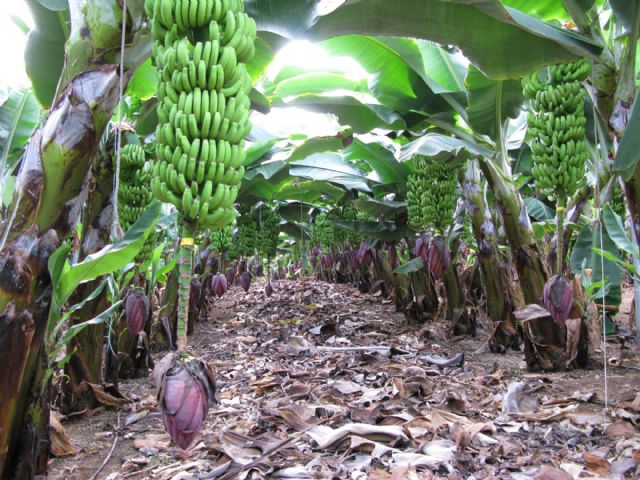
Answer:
151;0;256;230
524;60;589;201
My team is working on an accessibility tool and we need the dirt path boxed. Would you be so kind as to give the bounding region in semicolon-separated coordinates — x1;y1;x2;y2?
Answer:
47;278;640;479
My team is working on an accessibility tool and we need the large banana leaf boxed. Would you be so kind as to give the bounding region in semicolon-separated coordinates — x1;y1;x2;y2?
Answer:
247;33;287;80
402;41;468;94
465;65;524;138
246;158;289;181
400;133;476;165
344;139;407;187
333;219;412;241
290;153;372;191
24;0;68;107
0;88;40;198
500;0;574;21
238;177;279;200
276;94;405;133
244;0;327;38
271;63;349;89
321;35;464;113
273;179;345;202
354;197;407;218
248;0;602;79
273;72;366;98
612;90;640;179
127;59;156;101
52;200;162;307
570;221;621;302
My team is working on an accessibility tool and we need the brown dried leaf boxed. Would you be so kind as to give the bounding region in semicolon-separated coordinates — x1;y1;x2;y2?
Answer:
515;304;552;322
133;433;170;451
84;382;129;408
533;466;573;480
583;451;611;475
152;352;175;392
333;379;363;395
307;423;408;449
604;420;636;438
286;336;317;355
431;409;468;430
49;411;76;457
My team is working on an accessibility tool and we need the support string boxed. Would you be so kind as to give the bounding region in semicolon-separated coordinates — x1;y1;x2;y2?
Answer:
112;0;127;240
590;62;609;417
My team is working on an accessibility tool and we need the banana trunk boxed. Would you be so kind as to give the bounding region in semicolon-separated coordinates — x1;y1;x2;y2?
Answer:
460;161;516;349
0;66;122;479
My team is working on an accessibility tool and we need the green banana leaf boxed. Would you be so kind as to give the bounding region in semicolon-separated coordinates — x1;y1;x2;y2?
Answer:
238;177;279;200
273;179;345;202
612;90;640;179
246;0;601;79
290;153;372;191
602;204;640;258
345;139;408;187
333;219;412;241
127;58;157;101
287;135;345;162
400;133;474;165
0;88;41;198
394;258;425;274
500;0;574;21
276;94;405;133
354;197;407;218
570;219;622;302
320;36;451;113
278;202;317;224
273;72;366;98
247;33;287;81
465;64;524;138
246;158;289;181
52;200;162;306
24;0;68;106
523;197;555;221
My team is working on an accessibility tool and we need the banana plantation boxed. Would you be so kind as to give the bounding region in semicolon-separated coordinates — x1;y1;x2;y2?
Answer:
2;0;640;478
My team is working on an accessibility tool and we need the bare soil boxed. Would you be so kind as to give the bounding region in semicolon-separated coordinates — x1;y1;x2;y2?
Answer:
46;279;640;480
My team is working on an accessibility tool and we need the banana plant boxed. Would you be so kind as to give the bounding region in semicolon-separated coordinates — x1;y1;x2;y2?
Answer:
0;0;149;476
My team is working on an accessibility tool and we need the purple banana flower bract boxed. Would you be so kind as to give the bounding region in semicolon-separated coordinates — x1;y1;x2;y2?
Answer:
543;275;573;326
210;274;228;298
427;236;449;281
225;268;235;286
124;288;150;336
240;271;252;292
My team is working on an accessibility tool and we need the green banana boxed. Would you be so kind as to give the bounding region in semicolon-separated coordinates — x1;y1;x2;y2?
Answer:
150;0;256;230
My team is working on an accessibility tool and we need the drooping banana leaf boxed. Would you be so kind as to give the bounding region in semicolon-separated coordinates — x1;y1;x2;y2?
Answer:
248;0;602;80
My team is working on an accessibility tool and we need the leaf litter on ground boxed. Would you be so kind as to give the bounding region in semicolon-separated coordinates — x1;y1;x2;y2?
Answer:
48;278;640;479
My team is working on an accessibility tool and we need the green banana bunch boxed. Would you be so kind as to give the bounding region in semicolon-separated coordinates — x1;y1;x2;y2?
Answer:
522;59;590;201
329;203;368;246
117;144;158;262
612;186;626;218
210;223;233;253
310;212;335;251
148;0;257;231
408;155;458;234
227;205;257;259
258;206;280;260
407;167;428;231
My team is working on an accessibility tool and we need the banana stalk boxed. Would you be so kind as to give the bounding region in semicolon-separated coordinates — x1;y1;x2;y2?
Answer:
555;200;566;275
176;231;194;351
